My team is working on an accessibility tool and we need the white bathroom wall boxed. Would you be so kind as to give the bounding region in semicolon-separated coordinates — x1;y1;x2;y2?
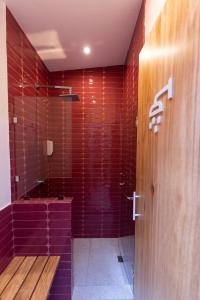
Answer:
0;0;11;209
145;0;167;38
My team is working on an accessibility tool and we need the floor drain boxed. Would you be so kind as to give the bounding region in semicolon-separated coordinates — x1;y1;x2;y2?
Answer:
117;255;124;263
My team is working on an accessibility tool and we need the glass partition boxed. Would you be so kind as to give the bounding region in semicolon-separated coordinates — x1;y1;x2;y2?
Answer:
13;90;72;199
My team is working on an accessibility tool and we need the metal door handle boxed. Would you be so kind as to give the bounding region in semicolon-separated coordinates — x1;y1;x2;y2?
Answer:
133;192;141;220
127;192;141;220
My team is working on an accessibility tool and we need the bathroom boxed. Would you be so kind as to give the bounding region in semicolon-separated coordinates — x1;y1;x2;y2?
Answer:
0;0;200;300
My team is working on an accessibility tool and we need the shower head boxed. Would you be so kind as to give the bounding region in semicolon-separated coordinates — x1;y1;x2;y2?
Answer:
35;84;80;101
59;93;80;101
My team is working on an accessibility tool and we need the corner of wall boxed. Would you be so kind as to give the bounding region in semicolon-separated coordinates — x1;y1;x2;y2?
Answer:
0;0;11;209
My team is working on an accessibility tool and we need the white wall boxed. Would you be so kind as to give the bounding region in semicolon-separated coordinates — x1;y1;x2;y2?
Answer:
145;0;167;38
0;0;11;209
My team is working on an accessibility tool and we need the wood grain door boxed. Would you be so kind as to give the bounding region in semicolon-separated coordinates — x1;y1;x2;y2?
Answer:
135;0;200;299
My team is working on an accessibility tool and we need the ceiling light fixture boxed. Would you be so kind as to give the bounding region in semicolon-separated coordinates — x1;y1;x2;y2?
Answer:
83;46;91;55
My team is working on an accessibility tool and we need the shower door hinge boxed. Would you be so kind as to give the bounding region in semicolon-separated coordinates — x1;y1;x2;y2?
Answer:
15;175;20;182
13;117;18;124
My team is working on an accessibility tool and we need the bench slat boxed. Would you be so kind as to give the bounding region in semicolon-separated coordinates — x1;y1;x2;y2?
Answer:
0;256;37;299
0;256;25;295
15;256;49;300
31;256;60;300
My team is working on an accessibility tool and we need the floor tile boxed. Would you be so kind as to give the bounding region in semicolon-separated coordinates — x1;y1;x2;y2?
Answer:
73;285;133;300
86;252;126;286
73;238;133;300
90;238;119;255
73;238;91;286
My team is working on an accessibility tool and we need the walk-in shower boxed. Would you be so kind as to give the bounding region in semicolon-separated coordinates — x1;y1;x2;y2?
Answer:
13;81;76;200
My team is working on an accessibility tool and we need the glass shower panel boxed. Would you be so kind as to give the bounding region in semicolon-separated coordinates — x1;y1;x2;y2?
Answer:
48;97;72;180
13;92;48;199
36;96;48;183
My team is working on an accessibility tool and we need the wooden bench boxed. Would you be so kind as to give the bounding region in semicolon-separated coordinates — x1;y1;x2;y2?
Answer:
0;256;60;300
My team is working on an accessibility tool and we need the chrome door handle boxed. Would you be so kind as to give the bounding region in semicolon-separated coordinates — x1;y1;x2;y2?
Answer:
127;192;141;220
133;192;141;220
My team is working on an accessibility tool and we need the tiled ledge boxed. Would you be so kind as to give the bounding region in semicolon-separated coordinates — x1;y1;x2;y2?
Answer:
14;196;73;204
0;205;13;273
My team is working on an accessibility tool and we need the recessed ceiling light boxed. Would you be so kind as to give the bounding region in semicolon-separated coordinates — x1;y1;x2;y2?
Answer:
83;46;91;55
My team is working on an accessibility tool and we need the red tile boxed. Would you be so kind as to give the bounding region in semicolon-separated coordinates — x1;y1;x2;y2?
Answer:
15;245;48;255
50;236;71;246
13;228;47;237
49;294;71;300
13;211;47;220
14;237;48;246
0;205;13;272
49;220;71;229
13;220;47;228
49;245;71;254
12;203;47;211
49;212;70;220
48;203;71;211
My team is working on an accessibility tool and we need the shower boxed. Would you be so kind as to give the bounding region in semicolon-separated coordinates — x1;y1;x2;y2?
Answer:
59;93;79;101
36;84;80;101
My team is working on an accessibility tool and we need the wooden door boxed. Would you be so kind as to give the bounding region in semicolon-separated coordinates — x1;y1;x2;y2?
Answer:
135;0;200;299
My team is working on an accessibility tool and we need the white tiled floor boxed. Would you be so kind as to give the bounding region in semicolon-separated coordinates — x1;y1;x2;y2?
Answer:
72;238;133;300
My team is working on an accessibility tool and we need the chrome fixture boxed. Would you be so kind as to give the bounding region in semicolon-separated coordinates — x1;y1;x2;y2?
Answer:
35;84;80;101
18;82;80;101
127;191;141;220
15;175;20;183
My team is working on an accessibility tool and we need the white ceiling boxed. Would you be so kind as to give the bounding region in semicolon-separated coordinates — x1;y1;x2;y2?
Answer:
5;0;142;71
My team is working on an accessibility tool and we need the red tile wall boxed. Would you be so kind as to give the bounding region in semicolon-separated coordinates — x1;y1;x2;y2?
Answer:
120;3;145;236
0;205;14;273
7;3;144;241
49;67;124;237
12;199;72;300
7;9;49;202
7;10;124;239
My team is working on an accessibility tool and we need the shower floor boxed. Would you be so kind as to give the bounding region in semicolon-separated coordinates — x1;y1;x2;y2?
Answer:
72;238;133;300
